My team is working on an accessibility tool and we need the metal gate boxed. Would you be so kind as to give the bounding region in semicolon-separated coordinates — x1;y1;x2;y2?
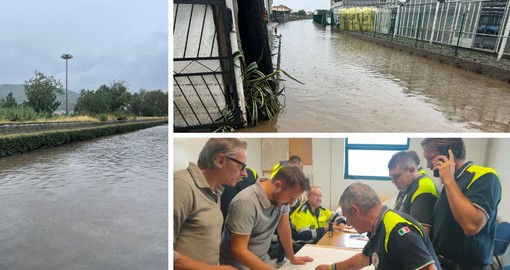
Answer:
173;0;243;132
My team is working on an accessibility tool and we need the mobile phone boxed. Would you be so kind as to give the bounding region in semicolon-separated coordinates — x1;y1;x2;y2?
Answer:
328;222;333;237
433;147;451;177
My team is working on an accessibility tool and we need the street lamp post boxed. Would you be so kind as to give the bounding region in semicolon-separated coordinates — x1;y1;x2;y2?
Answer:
60;53;73;115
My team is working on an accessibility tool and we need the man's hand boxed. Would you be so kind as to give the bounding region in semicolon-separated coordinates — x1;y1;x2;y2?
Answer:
433;149;455;185
211;266;237;270
315;264;330;270
333;223;346;232
289;256;314;265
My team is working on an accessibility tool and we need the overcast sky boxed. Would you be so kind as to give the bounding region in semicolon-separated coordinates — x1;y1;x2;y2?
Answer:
0;0;167;92
273;0;331;12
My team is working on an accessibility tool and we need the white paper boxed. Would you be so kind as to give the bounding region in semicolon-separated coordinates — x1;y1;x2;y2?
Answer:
279;244;375;270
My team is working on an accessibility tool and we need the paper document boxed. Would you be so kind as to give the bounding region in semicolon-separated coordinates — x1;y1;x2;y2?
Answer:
344;234;369;249
279;244;375;270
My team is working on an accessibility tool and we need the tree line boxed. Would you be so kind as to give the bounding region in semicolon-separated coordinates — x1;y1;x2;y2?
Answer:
0;70;168;119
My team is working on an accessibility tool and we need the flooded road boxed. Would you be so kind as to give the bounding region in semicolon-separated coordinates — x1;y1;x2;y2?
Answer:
242;20;510;132
0;126;167;269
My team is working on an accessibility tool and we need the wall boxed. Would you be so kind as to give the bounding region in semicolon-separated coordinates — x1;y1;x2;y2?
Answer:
173;137;503;216
312;138;490;210
173;138;261;174
490;138;510;266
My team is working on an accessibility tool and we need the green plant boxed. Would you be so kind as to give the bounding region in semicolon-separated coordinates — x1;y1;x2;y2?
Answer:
215;51;302;131
0;105;46;122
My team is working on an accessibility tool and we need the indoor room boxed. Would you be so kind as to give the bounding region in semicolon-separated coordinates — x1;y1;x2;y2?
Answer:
173;137;510;269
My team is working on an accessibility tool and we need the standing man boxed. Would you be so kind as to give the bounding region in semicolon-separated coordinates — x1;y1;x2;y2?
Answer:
421;138;502;270
316;182;440;270
388;150;439;235
270;155;303;179
174;138;247;270
290;186;346;243
220;167;258;221
220;165;314;270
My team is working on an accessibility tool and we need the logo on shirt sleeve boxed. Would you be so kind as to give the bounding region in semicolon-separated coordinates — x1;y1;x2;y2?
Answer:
398;226;411;236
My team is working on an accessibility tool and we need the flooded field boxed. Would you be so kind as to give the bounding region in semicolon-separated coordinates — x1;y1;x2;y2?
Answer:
242;20;510;132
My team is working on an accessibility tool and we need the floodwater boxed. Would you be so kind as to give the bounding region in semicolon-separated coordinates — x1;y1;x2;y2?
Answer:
242;20;510;132
0;125;168;269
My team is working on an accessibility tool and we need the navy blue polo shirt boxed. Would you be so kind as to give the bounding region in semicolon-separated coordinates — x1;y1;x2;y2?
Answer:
362;206;440;270
394;174;438;228
432;161;501;269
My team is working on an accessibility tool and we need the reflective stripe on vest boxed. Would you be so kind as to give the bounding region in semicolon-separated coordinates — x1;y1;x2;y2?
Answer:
383;210;423;253
411;177;439;204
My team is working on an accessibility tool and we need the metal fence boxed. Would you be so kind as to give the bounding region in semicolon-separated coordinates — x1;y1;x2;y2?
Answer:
173;0;243;132
339;0;510;57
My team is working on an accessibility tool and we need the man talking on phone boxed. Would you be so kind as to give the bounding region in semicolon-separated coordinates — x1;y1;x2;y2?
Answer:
421;138;502;270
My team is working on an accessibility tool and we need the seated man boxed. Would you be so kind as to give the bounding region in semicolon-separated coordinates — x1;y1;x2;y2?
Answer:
290;186;346;243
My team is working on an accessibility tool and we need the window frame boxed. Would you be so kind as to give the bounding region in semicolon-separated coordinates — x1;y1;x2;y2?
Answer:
344;138;410;180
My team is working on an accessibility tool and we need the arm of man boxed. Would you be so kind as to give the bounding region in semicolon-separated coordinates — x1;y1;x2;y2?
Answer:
174;252;237;270
277;213;313;265
230;233;273;270
409;193;437;236
315;253;369;270
435;151;487;235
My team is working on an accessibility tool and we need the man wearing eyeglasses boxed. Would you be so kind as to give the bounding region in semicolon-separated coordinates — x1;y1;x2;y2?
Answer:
174;138;248;270
220;165;314;270
388;150;439;235
290;186;346;244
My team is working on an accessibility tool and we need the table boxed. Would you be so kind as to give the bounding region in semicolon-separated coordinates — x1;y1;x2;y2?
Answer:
316;229;367;249
278;231;372;269
316;230;348;247
278;244;375;270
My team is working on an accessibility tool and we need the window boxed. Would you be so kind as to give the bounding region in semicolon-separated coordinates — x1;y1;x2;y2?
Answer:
345;138;410;180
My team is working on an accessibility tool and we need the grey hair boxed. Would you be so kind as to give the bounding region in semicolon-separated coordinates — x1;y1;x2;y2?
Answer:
197;138;247;169
339;182;381;214
307;185;322;196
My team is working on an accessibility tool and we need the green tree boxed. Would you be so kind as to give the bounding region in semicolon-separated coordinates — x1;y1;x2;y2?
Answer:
130;89;168;116
4;92;18;108
297;10;306;16
74;89;109;114
74;81;133;115
24;70;64;115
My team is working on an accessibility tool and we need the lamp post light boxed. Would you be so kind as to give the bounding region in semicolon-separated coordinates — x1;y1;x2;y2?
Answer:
60;53;73;115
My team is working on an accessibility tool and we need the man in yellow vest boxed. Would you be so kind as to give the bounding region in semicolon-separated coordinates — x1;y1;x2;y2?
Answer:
270;155;303;179
421;138;502;270
388;150;439;235
290;186;346;243
315;182;440;270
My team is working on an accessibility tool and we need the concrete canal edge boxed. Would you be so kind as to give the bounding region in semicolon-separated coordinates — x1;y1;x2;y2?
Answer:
0;119;168;157
340;31;510;83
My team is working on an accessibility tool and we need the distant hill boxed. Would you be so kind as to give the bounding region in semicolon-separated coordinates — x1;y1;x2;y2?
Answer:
0;84;80;111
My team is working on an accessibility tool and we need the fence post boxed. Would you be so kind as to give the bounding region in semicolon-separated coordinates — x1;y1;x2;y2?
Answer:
455;11;468;57
415;13;422;47
497;0;510;61
430;1;440;44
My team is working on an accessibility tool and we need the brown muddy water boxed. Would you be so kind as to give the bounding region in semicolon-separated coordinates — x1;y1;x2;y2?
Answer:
241;20;510;132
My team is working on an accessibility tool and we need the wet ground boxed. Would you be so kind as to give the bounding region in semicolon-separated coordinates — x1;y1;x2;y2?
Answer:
241;20;510;132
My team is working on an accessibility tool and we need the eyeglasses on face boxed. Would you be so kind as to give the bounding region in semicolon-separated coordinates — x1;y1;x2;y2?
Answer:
223;154;247;172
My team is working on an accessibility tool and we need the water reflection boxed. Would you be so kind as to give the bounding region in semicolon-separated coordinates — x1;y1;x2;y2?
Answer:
242;20;510;132
0;125;168;269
